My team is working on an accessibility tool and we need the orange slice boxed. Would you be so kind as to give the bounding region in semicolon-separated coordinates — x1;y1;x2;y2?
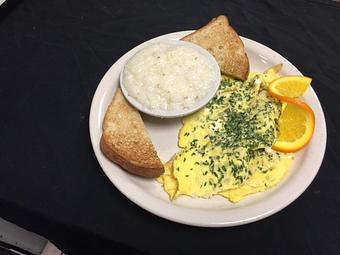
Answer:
272;99;315;153
269;76;312;99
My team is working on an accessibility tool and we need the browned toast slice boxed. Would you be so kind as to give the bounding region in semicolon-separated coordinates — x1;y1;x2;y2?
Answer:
181;15;249;81
100;88;164;178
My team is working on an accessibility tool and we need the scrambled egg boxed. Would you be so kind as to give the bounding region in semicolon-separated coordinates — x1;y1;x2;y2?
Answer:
159;66;294;203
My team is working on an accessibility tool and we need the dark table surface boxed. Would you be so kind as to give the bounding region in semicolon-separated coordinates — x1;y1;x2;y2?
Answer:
0;0;339;254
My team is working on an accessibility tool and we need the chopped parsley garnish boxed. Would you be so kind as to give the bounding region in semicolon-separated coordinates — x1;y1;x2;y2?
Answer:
179;77;283;187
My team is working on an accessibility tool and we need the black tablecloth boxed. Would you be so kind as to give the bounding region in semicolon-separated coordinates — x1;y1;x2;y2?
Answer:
0;0;339;254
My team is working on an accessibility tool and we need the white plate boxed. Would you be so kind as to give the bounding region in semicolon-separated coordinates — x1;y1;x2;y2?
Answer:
89;31;327;227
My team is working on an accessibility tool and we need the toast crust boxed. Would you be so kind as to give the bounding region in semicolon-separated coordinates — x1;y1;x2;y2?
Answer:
181;15;249;81
100;89;164;178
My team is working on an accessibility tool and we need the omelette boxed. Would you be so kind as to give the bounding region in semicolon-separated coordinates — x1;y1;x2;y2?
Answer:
159;66;294;203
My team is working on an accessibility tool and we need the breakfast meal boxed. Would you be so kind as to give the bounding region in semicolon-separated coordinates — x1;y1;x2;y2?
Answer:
100;15;315;203
100;89;164;178
122;42;217;111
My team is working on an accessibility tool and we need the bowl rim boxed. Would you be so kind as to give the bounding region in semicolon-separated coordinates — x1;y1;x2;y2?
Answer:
119;39;221;118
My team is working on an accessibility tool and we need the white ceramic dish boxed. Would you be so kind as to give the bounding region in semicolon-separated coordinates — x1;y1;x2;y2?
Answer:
89;31;327;227
120;40;221;118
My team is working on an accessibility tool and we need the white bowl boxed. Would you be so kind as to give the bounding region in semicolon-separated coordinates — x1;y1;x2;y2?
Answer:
120;40;221;118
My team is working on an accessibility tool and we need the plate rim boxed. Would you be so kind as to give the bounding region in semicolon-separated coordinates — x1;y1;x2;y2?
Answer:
89;31;327;227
